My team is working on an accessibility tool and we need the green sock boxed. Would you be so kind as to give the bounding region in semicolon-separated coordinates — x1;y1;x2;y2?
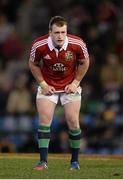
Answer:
69;128;82;162
38;125;50;162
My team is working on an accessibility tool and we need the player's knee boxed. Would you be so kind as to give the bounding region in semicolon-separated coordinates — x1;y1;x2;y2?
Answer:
39;114;52;125
67;117;79;129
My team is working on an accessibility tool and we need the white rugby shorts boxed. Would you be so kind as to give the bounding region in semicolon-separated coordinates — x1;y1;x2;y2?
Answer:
36;86;82;105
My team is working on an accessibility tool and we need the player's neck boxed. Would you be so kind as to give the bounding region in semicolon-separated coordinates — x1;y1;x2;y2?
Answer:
55;46;61;50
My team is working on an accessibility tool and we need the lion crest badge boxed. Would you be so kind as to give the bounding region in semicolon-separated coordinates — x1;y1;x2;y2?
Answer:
65;51;73;61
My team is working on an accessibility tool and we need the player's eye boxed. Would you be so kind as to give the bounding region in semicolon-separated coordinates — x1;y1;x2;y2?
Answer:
54;31;66;35
61;31;66;34
54;32;60;34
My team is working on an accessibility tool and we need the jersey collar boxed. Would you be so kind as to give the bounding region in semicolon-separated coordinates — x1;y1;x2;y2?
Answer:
48;36;68;51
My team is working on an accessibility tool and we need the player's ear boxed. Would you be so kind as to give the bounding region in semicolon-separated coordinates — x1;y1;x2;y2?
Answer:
49;30;51;36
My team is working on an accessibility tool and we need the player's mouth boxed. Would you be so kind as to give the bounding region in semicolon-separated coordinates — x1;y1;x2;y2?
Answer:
57;39;64;45
57;39;63;42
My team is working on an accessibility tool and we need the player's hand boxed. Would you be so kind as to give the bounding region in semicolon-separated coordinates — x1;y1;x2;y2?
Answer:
42;86;56;95
64;83;78;94
39;81;55;95
64;79;80;94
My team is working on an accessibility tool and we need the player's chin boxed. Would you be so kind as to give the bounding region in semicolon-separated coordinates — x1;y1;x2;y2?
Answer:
57;41;64;46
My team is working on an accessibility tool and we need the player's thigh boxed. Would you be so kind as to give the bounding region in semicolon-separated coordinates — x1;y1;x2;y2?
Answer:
63;100;81;128
36;98;57;125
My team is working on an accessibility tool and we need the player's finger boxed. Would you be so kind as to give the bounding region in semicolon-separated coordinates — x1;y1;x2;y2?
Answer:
64;85;69;92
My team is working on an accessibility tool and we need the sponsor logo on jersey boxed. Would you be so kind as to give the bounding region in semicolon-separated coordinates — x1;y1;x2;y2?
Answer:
52;63;66;71
65;51;73;61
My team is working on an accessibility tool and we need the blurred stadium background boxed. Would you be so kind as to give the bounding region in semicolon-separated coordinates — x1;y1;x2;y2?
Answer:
0;0;123;155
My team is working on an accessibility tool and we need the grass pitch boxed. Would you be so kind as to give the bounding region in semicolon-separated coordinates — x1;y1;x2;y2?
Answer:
0;153;123;179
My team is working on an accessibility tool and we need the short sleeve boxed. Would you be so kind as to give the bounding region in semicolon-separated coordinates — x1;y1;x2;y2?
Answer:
77;40;89;59
29;42;41;62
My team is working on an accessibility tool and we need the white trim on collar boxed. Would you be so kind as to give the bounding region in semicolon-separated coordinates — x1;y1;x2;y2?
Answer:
48;36;68;51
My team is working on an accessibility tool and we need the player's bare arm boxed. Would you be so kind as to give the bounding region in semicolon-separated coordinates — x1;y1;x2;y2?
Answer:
65;57;89;93
29;61;55;95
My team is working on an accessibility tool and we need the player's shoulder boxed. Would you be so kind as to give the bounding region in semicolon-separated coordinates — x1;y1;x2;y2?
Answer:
67;34;83;41
32;34;48;45
67;34;86;46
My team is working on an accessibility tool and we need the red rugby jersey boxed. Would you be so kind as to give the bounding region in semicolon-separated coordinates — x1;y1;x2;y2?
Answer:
29;34;89;90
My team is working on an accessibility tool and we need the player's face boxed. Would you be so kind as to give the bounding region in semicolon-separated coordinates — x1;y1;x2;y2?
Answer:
49;24;67;47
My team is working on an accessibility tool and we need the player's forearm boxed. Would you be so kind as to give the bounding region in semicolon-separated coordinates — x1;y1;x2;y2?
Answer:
73;58;89;86
29;61;44;84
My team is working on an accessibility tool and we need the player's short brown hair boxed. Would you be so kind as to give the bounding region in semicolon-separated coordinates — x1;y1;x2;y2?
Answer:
49;16;67;30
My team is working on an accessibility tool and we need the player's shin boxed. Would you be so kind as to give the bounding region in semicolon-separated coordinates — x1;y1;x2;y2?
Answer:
38;125;50;163
69;128;82;163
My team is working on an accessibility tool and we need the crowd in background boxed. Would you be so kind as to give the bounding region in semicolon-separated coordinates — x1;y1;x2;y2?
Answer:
0;0;123;154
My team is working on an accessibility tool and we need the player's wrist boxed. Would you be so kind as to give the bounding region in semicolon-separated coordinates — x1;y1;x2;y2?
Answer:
72;79;80;87
39;80;48;88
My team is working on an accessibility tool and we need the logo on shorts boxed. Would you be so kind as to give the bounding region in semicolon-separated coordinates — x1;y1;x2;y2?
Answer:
65;51;73;61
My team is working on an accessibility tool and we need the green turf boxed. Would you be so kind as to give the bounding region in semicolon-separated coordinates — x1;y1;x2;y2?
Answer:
0;154;123;179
